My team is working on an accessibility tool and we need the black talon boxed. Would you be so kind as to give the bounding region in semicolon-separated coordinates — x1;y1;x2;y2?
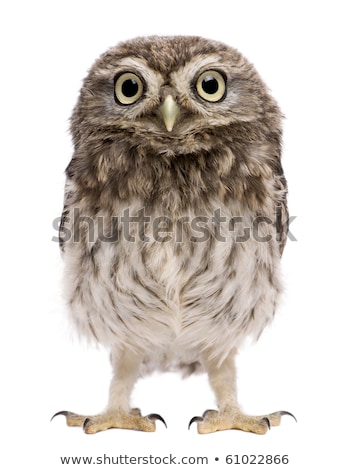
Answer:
188;416;204;430
147;414;167;428
279;411;297;422
51;410;69;421
83;417;92;431
261;417;271;430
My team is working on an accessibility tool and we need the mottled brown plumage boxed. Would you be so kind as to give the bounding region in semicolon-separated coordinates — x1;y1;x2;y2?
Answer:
54;36;293;434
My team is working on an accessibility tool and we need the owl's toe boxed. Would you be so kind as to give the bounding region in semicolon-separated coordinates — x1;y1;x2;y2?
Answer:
51;410;88;427
82;411;165;434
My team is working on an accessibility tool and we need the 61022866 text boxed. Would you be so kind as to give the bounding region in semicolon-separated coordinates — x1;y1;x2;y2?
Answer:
225;454;289;465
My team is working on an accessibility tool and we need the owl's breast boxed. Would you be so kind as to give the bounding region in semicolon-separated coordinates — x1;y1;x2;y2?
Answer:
63;200;282;365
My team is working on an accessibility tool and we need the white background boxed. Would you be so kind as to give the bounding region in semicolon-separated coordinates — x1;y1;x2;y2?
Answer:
1;1;349;468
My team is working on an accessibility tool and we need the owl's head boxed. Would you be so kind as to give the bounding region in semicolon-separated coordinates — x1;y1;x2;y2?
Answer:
71;36;281;157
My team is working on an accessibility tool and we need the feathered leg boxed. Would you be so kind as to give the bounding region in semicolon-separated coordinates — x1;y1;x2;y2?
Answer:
52;348;166;433
189;349;295;434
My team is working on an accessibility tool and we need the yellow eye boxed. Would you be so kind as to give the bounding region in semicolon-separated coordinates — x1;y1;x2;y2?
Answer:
196;70;226;102
114;72;144;105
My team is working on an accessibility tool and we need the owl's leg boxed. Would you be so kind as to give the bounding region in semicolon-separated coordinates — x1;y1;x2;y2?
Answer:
52;349;166;433
189;349;295;434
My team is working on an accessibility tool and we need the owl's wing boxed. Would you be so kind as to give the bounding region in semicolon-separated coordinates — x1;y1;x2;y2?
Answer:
58;180;75;254
275;173;288;256
59;207;69;253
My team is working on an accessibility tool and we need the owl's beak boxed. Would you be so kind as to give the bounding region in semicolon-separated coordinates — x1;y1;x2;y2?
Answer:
158;95;181;132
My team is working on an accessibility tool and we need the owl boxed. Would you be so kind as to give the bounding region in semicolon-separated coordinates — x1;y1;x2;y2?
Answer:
53;36;295;434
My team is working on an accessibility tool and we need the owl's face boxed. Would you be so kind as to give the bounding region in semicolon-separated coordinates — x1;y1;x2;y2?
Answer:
72;36;275;156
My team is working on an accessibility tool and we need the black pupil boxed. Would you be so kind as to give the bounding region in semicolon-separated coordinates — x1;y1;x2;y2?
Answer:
122;79;139;97
202;76;219;94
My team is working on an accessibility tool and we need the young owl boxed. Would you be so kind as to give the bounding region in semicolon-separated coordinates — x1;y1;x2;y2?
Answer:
53;36;294;434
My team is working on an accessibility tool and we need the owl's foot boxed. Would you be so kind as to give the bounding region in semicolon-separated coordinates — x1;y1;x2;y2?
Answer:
51;408;166;433
188;409;296;434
